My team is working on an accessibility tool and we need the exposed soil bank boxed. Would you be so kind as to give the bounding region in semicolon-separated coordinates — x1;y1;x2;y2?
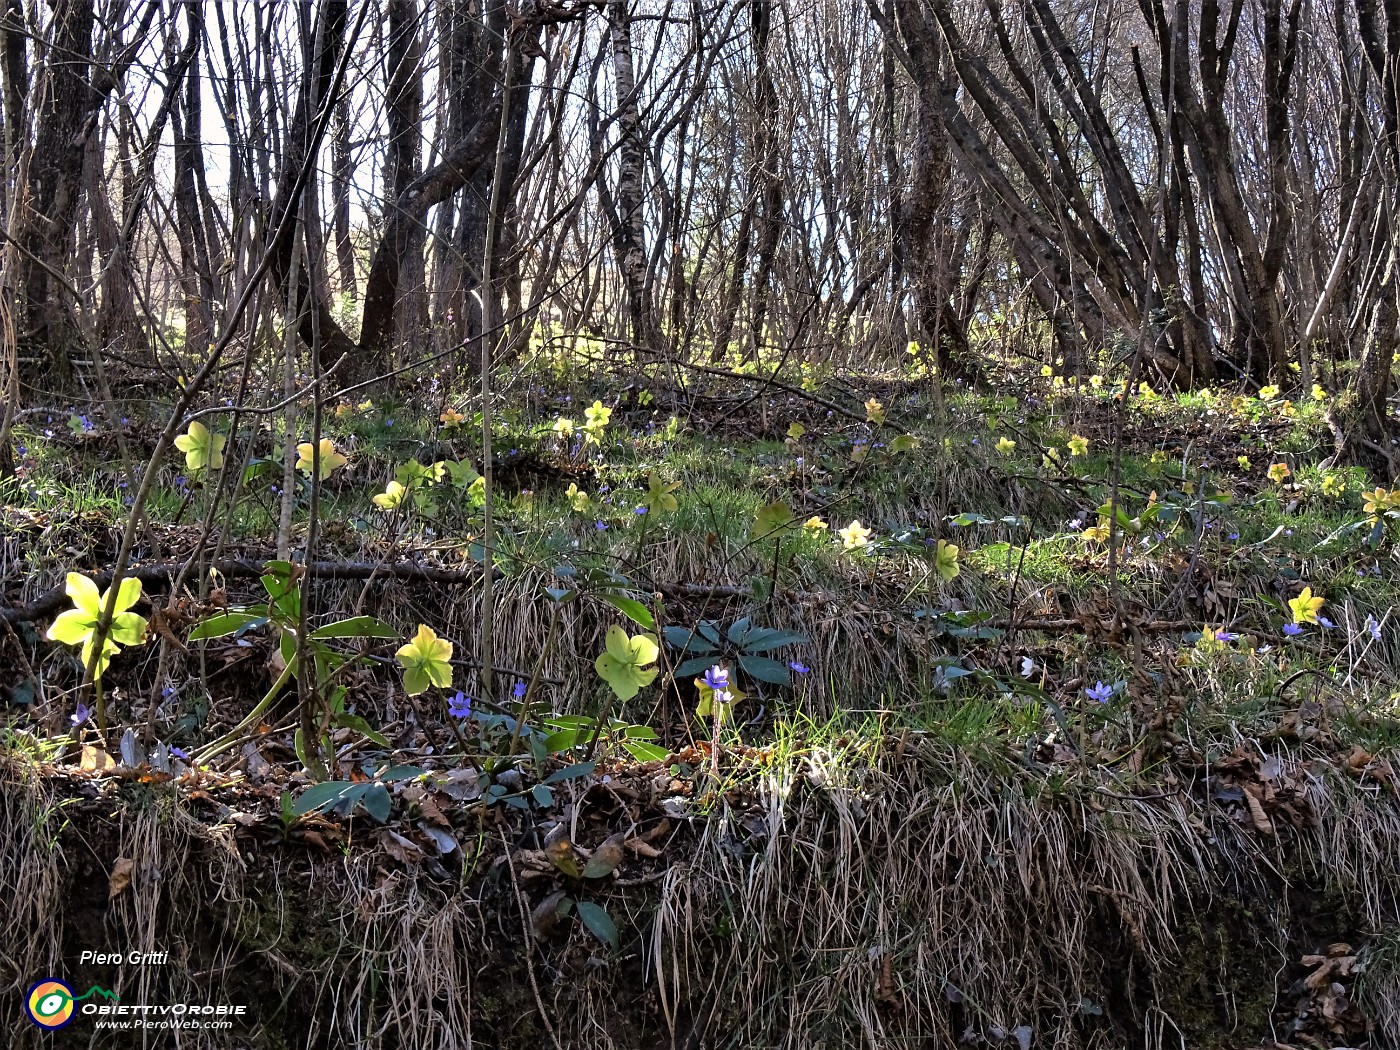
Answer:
3;739;1399;1049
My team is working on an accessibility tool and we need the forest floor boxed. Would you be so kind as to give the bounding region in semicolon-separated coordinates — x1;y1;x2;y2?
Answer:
3;357;1400;1048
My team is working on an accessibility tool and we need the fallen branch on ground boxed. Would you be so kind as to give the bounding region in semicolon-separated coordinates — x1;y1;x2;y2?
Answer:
0;558;488;624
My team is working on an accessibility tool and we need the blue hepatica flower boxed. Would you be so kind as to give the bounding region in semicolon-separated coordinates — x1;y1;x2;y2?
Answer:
70;702;92;727
1282;622;1304;637
704;665;732;704
169;745;190;761
1318;616;1336;629
594;520;608;531
1214;629;1238;642
788;660;809;674
512;681;528;700
1085;681;1113;703
448;691;473;719
1366;615;1382;641
634;506;648;515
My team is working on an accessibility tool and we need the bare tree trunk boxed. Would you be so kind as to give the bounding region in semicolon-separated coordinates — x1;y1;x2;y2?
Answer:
886;0;980;382
331;88;357;301
1334;0;1400;464
604;0;655;349
171;3;215;353
386;0;426;359
18;0;96;392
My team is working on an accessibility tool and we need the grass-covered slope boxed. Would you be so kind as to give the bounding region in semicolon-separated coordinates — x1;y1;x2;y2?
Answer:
3;362;1400;1046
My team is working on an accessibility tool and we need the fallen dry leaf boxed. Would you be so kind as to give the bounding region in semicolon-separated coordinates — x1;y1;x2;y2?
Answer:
80;745;117;773
108;857;135;901
544;824;583;878
531;890;571;939
625;837;662;859
582;832;626;879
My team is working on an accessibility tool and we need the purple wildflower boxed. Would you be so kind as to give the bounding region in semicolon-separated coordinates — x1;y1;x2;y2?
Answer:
1283;622;1303;637
448;692;473;719
704;665;732;704
1085;681;1113;703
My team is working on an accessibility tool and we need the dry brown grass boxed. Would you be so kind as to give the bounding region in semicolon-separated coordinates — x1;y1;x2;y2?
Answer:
4;735;1400;1049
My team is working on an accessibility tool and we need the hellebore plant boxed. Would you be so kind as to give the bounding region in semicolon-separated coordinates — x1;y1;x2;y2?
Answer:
1289;587;1325;626
173;420;226;475
47;573;148;683
397;624;455;696
594;626;659;701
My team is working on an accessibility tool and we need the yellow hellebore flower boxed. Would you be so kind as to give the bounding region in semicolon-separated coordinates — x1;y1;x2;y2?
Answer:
645;474;680;514
1363;487;1396;517
864;397;885;425
1237;456;1251;470
440;407;466;426
1089;375;1104;389
552;417;574;437
396;624;454;696
934;539;960;581
372;481;408;510
996;437;1016;455
803;516;828;533
1067;435;1089;457
295;438;348;480
173;420;226;473
1267;462;1291;484
1288;587;1325;626
584;401;612;430
839;520;872;550
594;625;659;701
565;483;591;512
47;573;148;680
